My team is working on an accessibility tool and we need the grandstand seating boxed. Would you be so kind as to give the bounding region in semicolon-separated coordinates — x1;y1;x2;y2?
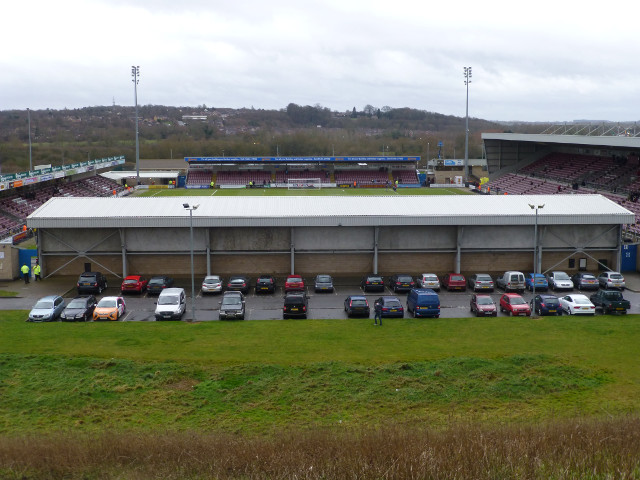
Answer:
391;169;419;184
334;170;390;186
274;170;326;183
216;170;271;185
186;170;213;187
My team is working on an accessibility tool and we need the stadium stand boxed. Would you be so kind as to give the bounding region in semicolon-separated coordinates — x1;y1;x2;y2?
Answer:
334;170;390;186
186;169;213;187
216;170;271;186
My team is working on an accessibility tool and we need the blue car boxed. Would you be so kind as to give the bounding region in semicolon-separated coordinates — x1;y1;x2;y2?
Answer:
530;294;562;316
526;273;548;292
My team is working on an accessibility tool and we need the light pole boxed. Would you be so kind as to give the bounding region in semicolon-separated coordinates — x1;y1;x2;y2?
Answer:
183;203;199;321
132;66;140;186
463;66;472;185
27;108;32;172
529;203;544;316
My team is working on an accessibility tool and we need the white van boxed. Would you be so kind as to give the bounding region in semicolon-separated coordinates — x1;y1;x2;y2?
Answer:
155;288;186;321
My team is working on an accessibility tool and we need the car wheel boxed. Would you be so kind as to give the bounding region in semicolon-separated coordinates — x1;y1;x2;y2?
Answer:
536;307;542;316
556;310;562;316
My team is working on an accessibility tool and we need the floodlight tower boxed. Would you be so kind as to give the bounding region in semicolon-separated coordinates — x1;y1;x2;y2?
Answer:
463;66;472;184
132;66;140;185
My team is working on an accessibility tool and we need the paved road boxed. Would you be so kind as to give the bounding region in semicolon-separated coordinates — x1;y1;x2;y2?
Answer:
4;277;640;321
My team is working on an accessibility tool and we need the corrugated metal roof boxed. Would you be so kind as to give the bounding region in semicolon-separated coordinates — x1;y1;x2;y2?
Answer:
482;133;640;149
27;194;634;229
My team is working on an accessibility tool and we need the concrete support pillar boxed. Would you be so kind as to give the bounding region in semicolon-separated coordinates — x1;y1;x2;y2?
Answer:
290;227;295;274
616;224;623;271
373;226;379;274
455;226;463;273
36;230;43;276
205;229;211;276
119;228;127;278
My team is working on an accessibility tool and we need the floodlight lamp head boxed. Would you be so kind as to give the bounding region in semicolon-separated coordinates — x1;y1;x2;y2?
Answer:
193;204;200;210
183;203;190;209
528;204;535;209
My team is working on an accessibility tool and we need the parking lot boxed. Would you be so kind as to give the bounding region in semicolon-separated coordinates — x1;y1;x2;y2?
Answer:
4;274;640;322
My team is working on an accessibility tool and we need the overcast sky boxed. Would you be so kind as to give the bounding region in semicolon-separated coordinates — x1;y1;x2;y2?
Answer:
1;0;638;122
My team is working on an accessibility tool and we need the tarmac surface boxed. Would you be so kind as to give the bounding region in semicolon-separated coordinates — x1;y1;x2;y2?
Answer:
3;273;640;321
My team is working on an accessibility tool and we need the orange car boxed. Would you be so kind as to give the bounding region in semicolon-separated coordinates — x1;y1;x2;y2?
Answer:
93;296;126;321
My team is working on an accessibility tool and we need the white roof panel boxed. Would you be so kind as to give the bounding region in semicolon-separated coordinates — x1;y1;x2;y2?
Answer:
27;194;634;229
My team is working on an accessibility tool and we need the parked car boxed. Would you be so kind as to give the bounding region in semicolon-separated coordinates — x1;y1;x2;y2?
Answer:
202;275;223;294
572;272;599;291
525;273;549;292
218;291;246;320
60;295;97;322
283;292;308;318
530;294;562;316
147;275;174;295
546;271;574;291
406;288;440;318
496;271;526;293
284;275;305;293
227;275;250;294
470;294;497;317
255;275;276;294
93;296;126;321
590;289;631;314
467;273;495;292
598;271;626;290
28;295;66;322
559;294;596;315
416;273;441;291
155;288;187;321
499;293;531;316
314;274;334;293
344;295;370;317
441;273;466;291
373;296;404;318
361;274;385;292
76;271;107;295
388;274;415;293
121;275;148;294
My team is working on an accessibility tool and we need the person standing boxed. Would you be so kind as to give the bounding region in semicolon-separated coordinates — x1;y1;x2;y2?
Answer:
374;299;382;326
21;264;30;284
33;262;41;282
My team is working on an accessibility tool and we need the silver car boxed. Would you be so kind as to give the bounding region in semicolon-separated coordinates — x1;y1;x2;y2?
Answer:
202;275;223;294
598;271;626;290
417;273;440;291
28;295;66;322
314;274;334;292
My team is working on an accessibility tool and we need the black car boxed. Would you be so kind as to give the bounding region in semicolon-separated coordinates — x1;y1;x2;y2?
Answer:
147;275;174;295
60;295;97;322
530;294;562;316
255;275;276;294
571;272;599;291
361;275;385;292
283;292;308;319
218;291;245;320
226;276;250;294
344;295;370;317
388;274;415;293
76;272;107;295
374;296;404;318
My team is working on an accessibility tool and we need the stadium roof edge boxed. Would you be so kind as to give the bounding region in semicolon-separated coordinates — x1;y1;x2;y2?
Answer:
185;156;420;163
482;133;640;149
27;194;634;229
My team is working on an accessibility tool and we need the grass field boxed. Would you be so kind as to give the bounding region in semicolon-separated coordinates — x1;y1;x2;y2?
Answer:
134;186;474;197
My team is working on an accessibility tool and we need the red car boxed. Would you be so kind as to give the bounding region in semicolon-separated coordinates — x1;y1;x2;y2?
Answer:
442;273;466;291
470;294;497;317
499;293;531;316
284;275;305;292
120;275;148;294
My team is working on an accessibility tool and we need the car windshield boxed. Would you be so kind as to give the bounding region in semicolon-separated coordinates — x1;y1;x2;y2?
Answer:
148;278;164;285
555;273;571;280
582;274;596;280
351;299;367;306
424;275;438;281
604;292;623;300
477;275;492;281
574;297;591;304
158;296;179;305
34;300;53;309
385;300;402;307
222;296;242;306
476;297;494;305
285;297;304;305
451;275;464;281
511;296;526;305
397;275;412;282
230;279;245;284
204;277;220;284
124;279;138;284
67;300;86;308
610;274;624;280
97;299;116;308
543;298;559;305
258;277;272;283
80;275;97;282
316;276;332;282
